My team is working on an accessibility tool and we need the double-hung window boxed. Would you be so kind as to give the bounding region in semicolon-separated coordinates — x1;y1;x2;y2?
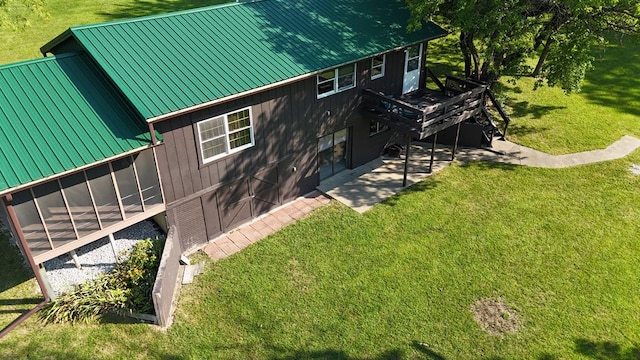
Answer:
371;54;385;80
198;107;255;163
317;63;356;98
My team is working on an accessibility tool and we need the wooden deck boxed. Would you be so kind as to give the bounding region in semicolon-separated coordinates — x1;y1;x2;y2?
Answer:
362;76;487;140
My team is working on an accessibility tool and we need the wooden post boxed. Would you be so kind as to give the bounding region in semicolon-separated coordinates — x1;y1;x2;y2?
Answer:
452;122;462;161
403;134;411;187
69;250;82;269
108;233;120;262
429;132;438;173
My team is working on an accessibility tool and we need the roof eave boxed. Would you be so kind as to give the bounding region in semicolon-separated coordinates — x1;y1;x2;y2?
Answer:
40;28;74;55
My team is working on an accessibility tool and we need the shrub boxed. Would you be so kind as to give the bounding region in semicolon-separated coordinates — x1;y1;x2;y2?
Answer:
41;238;164;324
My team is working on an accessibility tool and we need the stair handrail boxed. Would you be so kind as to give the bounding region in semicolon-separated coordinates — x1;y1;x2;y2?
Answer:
426;67;446;92
485;89;511;140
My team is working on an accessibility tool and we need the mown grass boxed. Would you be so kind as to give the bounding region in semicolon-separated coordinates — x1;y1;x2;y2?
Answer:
428;33;640;154
2;150;639;359
0;0;227;64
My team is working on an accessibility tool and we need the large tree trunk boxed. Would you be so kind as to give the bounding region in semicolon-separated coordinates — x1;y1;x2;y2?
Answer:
532;36;555;76
460;31;480;80
459;32;472;78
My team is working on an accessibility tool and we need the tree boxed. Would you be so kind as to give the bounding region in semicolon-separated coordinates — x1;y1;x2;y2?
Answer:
0;0;46;30
405;0;640;92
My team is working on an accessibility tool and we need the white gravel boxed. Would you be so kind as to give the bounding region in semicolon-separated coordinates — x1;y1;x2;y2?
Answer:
43;220;165;296
630;164;640;176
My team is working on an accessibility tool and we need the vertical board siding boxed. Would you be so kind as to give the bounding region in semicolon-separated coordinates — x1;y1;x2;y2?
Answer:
159;46;425;246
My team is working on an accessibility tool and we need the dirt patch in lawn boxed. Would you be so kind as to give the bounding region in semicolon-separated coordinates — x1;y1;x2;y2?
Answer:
629;164;640;176
471;298;520;336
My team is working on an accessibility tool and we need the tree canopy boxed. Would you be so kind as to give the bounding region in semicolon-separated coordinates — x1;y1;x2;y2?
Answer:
406;0;640;92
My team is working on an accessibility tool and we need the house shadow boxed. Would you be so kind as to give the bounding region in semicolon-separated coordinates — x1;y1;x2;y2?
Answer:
98;0;231;20
0;232;34;293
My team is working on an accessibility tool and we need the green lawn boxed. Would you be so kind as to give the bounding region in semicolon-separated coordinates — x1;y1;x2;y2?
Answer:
2;149;639;359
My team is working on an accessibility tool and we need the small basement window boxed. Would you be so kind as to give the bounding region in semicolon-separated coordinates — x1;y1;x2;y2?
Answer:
371;54;385;80
369;120;389;136
198;107;255;163
317;63;356;98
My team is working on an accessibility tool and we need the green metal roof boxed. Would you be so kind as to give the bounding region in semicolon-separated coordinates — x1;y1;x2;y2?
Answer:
43;0;446;121
0;53;154;194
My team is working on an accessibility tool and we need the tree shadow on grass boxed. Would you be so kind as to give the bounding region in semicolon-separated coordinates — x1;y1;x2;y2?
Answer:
380;177;441;208
507;101;566;120
505;123;551;139
97;0;231;21
580;35;640;117
574;338;640;360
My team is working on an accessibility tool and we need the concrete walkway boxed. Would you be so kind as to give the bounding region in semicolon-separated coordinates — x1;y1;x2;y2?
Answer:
203;135;640;260
459;135;640;168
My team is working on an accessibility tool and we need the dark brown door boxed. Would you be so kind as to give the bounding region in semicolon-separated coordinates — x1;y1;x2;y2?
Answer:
218;179;253;231
251;166;280;216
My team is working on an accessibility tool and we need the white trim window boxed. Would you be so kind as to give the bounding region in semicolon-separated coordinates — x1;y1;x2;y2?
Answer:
198;107;255;163
371;54;385;80
317;63;357;98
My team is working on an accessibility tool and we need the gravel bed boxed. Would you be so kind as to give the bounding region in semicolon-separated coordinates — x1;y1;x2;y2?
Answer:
44;220;165;296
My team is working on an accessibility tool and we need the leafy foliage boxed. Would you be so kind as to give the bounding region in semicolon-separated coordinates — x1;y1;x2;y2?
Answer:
406;0;640;92
40;238;163;324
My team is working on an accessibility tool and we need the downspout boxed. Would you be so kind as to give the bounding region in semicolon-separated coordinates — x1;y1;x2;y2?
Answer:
0;194;51;339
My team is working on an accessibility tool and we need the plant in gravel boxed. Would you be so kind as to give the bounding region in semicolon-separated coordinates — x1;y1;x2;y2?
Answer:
40;238;163;324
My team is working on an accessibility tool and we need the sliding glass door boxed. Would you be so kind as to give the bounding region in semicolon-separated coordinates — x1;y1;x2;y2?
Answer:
318;128;349;181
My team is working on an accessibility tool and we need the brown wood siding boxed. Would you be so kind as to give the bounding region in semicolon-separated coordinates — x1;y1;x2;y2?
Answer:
157;43;427;247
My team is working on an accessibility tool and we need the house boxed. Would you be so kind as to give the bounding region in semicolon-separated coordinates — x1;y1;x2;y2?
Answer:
1;0;500;309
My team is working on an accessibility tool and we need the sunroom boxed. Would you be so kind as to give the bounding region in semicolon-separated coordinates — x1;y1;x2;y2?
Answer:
0;52;163;296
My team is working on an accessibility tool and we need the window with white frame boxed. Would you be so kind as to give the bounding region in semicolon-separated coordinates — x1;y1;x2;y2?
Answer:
317;63;356;98
371;54;385;80
198;107;255;163
369;119;389;136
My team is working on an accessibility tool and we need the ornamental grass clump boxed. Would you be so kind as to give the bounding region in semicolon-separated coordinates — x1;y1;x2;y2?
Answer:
41;238;163;324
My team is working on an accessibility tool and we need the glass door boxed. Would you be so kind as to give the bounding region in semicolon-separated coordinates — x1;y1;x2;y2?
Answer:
318;128;349;181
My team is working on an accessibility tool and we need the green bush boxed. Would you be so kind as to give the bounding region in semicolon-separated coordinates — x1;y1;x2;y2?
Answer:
41;238;164;324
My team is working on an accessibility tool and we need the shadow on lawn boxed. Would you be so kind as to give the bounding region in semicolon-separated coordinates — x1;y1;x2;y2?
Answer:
574;338;640;360
269;342;448;360
581;36;640;117
0;231;33;293
381;177;441;208
98;0;230;20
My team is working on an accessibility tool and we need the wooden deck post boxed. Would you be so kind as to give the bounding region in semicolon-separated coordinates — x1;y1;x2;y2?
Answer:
429;132;438;173
403;134;411;187
452;122;461;161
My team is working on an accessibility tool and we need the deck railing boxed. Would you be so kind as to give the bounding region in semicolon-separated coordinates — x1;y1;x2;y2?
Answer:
362;79;487;139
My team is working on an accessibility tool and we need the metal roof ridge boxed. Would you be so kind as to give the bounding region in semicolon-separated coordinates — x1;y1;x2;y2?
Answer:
70;0;272;31
0;52;80;70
